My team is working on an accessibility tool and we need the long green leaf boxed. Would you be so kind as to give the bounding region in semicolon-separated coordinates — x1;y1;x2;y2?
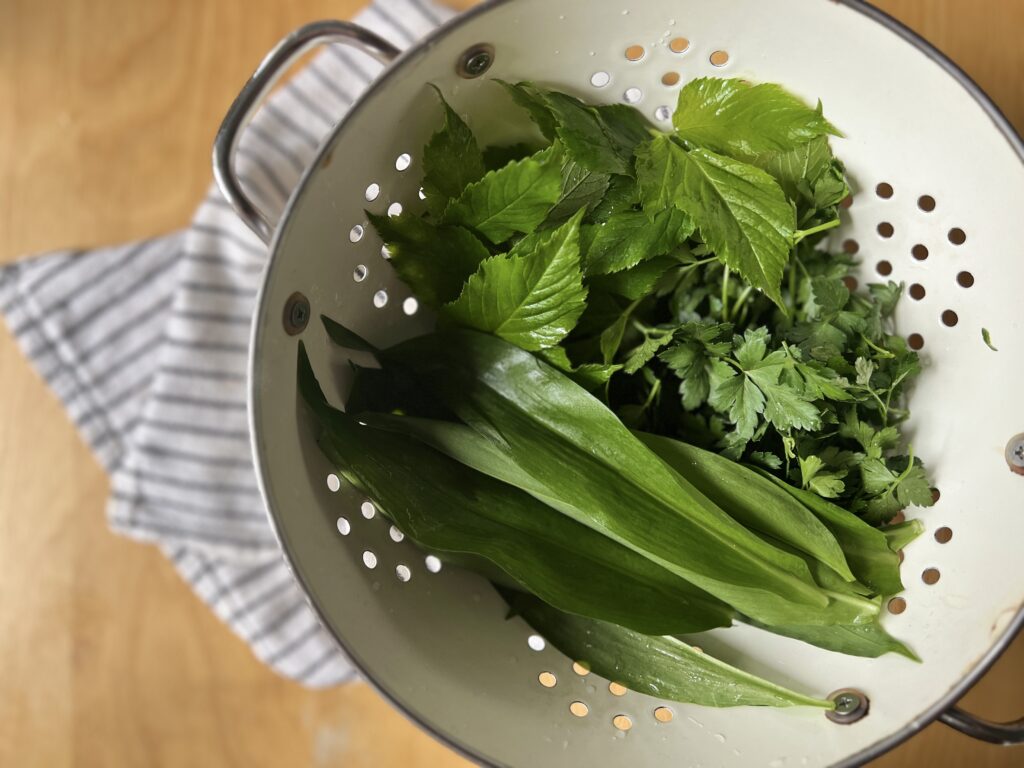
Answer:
298;345;732;635
752;619;919;661
636;136;796;308
755;468;906;596
442;209;587;350
634;432;854;581
444;143;563;243
504;590;832;708
378;329;877;627
673;78;840;160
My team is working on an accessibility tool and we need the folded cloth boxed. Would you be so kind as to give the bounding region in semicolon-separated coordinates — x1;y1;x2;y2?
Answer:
0;0;452;687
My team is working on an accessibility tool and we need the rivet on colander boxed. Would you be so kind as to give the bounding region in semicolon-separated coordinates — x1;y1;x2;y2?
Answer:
457;43;495;79
825;688;869;724
283;292;310;336
1006;433;1024;476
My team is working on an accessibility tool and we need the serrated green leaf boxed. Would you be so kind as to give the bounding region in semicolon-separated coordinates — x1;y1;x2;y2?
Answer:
443;209;587;350
495;80;558;140
636;136;796;308
589;256;678;300
444;143;564;243
583;208;694;274
542;91;651;175
537;346;621;389
367;211;490;307
754;136;849;226
590;174;640;222
483;142;537;171
673;78;841;160
546;159;610;225
505;589;832;707
805;277;850;321
708;358;763;439
421;86;486;217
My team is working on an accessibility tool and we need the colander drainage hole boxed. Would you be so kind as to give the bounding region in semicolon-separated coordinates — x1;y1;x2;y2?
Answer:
609;681;628;696
922;567;941;585
654;105;671;122
572;661;591;676
912;244;929;261
590;71;610;88
957;271;975;288
418;187;426;201
349;224;364;243
907;333;924;350
570;701;589;717
709;50;729;67
373;289;389;309
388;525;404;542
842;238;859;254
918;194;936;212
948;227;967;245
360;501;376;519
662;72;680;87
402;297;419;316
941;309;959;327
623;87;643;104
387;202;403;217
624;45;645;62
887;597;907;615
395;153;412;172
669;37;690;54
876;260;893;277
326;473;341;492
876;182;894;199
654;706;674;723
365;183;380;202
527;634;546;651
395;564;411;582
362;550;378;569
909;283;926;301
381;244;391;260
877;222;894;239
336;517;351;536
613;714;633;732
538;671;557;688
353;264;368;282
425;555;442;573
934;526;953;544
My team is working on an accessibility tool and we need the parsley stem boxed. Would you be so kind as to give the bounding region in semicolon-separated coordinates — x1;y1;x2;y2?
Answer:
793;218;841;244
859;334;896;359
731;285;754;323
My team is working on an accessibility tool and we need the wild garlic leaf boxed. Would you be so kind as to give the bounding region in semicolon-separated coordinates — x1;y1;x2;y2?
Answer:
421;86;486;217
673;78;841;160
583;208;694;274
636;136;796;307
443;209;587;350
444;143;564;243
546;159;611;225
367;211;490;308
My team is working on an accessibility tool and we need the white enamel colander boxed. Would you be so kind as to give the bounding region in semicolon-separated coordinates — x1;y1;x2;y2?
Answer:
212;1;1024;765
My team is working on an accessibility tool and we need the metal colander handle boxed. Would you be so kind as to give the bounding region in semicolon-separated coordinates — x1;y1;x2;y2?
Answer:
940;707;1024;746
212;20;400;243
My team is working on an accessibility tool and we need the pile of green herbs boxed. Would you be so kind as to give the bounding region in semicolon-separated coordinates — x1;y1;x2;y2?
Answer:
299;77;935;710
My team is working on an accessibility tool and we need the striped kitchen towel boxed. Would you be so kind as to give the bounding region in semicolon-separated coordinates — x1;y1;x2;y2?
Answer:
0;0;453;687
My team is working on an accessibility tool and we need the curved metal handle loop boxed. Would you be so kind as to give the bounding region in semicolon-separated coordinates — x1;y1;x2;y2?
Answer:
213;20;401;243
939;707;1024;746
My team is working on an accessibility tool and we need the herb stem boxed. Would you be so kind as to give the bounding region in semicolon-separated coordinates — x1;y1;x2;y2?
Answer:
721;266;731;320
794;218;841;244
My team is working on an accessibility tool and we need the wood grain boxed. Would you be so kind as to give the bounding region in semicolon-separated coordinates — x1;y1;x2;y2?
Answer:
0;1;1020;766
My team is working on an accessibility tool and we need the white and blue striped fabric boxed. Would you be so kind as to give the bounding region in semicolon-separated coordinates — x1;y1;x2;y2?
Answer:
0;0;453;687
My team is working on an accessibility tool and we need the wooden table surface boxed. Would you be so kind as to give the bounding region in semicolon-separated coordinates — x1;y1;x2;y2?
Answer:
1;0;1021;765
